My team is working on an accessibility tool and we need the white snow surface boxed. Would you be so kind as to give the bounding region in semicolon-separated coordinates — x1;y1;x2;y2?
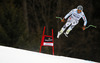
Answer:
0;45;98;63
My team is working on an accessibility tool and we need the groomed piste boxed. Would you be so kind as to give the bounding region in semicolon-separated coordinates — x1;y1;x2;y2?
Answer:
0;46;98;63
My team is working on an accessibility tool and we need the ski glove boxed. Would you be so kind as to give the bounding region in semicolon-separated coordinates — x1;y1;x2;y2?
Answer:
82;26;86;30
61;18;65;22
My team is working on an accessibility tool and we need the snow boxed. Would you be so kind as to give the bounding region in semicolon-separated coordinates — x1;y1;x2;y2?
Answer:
0;46;98;63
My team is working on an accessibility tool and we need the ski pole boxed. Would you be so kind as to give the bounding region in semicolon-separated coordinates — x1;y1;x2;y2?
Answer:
56;17;62;20
85;25;96;29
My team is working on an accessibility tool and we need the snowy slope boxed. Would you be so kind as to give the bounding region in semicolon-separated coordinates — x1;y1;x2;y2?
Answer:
0;46;98;63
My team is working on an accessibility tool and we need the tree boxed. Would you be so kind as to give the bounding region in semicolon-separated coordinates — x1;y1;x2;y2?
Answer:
0;0;25;46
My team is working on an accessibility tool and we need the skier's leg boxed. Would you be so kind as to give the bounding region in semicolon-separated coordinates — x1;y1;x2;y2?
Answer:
57;25;66;38
64;25;75;37
57;22;71;38
64;19;79;37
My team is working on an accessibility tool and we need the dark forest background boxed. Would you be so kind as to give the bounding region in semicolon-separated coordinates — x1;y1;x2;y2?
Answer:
0;0;100;62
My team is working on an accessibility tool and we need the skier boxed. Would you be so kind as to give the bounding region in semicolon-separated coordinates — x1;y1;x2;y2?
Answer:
57;5;87;38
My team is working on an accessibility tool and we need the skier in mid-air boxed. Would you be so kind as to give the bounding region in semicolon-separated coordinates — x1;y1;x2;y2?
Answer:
57;5;87;38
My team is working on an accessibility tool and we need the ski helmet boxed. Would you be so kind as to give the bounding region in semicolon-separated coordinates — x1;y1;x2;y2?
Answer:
77;5;83;11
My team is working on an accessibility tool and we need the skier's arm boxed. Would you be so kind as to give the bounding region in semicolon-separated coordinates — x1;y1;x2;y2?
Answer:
61;9;74;22
64;9;73;19
82;12;87;30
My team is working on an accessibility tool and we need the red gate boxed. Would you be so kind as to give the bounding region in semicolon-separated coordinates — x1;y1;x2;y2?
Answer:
39;26;54;55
